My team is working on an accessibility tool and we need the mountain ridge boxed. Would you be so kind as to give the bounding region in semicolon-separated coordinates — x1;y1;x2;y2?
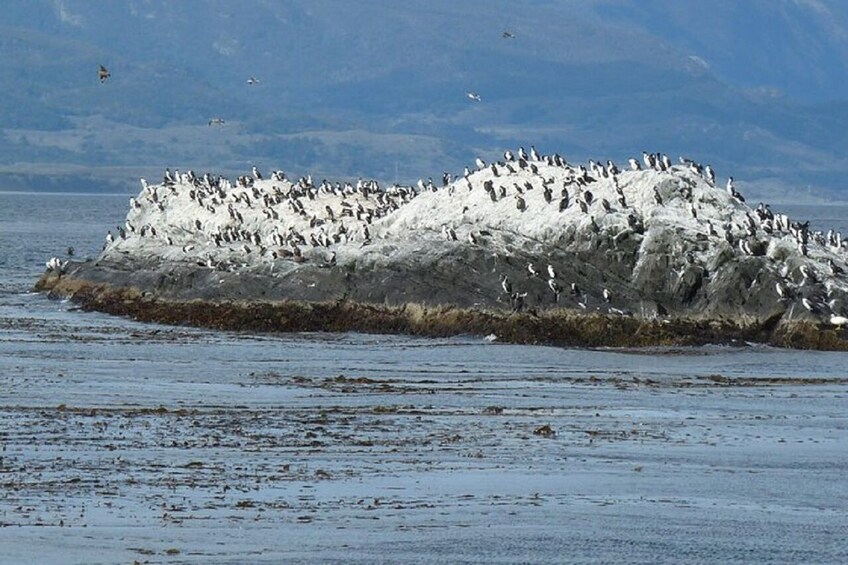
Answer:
2;1;848;200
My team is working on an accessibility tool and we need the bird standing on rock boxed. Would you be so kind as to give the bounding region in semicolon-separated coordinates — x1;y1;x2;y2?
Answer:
515;195;526;212
501;274;512;294
548;278;562;300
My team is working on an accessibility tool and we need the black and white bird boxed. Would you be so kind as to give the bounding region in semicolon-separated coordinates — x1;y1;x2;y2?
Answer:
799;264;816;284
775;281;790;300
548;278;562;299
501;274;513;294
705;165;715;185
547;264;557;279
467;92;482;102
247;76;260;85
515;195;526;211
98;65;110;83
570;282;580;296
603;288;612;303
802;297;816;313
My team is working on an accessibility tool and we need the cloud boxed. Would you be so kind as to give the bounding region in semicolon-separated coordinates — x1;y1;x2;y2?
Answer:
793;0;831;17
688;55;710;70
54;0;84;27
213;37;240;57
792;0;848;41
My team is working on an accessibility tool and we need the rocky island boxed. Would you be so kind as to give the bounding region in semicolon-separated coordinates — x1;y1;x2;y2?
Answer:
36;148;848;349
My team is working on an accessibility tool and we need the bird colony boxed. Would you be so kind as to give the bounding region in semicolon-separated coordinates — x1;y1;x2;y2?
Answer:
61;147;848;325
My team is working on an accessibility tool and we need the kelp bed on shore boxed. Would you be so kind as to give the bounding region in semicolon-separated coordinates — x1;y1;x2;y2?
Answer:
35;272;848;350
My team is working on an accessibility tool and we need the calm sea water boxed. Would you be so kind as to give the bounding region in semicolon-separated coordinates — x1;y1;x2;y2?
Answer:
1;191;848;563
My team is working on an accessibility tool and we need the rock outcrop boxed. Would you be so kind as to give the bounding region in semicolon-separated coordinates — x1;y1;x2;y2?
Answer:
37;150;848;347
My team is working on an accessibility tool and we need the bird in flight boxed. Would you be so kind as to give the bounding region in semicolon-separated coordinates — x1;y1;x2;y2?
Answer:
247;77;260;85
503;31;515;39
208;117;226;126
466;92;481;102
98;65;110;83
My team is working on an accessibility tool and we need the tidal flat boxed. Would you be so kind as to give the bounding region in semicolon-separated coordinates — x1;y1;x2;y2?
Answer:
1;303;847;564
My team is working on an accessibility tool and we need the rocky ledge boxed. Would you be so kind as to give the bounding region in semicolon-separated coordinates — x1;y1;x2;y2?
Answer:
37;149;848;349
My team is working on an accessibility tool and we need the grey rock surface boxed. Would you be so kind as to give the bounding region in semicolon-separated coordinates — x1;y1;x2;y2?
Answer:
51;152;848;326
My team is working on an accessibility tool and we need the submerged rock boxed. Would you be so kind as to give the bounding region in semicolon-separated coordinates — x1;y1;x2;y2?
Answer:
36;151;848;348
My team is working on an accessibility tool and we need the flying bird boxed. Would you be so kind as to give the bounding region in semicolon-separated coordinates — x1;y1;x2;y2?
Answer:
98;65;110;83
247;76;260;85
208;117;226;126
466;92;481;102
502;31;515;38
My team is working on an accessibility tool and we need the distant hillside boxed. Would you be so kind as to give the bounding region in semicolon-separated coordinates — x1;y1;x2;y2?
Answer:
1;0;848;201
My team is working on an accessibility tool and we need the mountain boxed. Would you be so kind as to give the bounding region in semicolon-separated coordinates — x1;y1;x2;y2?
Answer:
2;0;848;201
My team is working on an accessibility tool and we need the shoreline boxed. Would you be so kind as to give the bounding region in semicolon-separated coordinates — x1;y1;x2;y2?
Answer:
35;271;848;351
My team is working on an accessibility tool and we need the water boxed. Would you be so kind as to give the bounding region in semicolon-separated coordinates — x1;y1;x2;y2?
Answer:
1;192;847;564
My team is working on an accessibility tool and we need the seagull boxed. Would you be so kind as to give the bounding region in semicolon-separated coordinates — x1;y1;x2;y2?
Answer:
603;288;612;303
208;117;226;126
502;31;515;39
98;65;110;83
247;76;260;85
547;264;557;279
830;315;848;326
467;92;482;102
